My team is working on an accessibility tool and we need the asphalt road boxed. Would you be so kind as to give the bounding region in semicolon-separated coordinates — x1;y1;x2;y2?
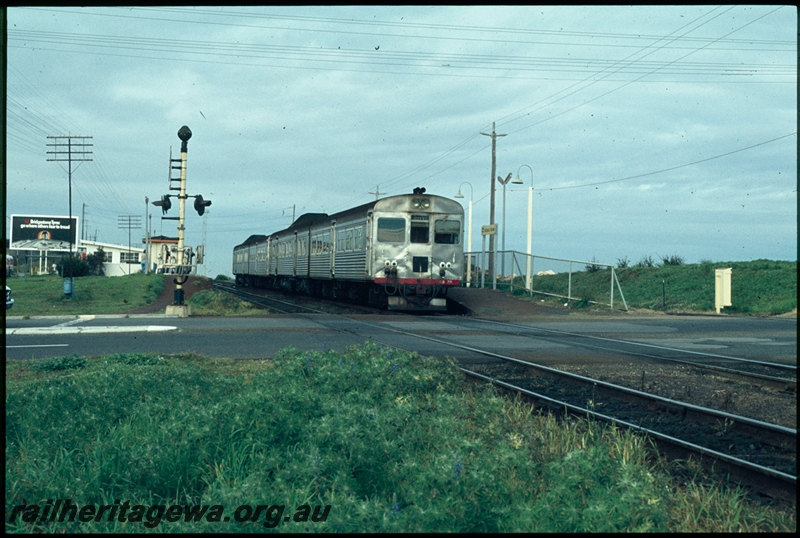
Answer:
5;312;797;364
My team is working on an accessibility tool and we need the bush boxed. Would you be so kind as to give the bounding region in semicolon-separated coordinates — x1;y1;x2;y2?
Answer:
636;255;656;268
30;354;88;372
585;257;603;273
661;254;684;266
55;256;90;277
86;249;105;276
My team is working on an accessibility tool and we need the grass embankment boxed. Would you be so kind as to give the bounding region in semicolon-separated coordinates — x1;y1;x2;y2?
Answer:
508;259;797;314
6;343;795;533
6;274;165;316
6;274;260;317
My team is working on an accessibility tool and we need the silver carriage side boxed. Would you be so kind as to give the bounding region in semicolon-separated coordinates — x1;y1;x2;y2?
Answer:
232;190;464;311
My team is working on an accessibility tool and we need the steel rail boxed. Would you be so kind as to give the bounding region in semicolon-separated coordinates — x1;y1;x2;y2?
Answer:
462;368;797;501
454;318;796;391
469;317;796;372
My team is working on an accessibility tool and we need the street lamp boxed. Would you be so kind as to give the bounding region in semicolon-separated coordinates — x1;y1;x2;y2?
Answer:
497;172;512;280
512;164;534;290
454;182;473;287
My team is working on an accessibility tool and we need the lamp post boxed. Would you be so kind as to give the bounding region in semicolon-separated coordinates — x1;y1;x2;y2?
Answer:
454;182;473;287
512;164;534;290
497;172;512;279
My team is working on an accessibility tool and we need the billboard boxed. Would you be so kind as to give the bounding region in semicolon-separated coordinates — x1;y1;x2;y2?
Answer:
9;215;79;252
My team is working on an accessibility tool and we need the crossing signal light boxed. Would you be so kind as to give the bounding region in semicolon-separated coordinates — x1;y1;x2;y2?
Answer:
152;194;172;214
194;194;211;216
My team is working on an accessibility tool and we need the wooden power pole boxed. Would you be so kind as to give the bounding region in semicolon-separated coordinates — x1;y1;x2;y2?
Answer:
480;122;506;282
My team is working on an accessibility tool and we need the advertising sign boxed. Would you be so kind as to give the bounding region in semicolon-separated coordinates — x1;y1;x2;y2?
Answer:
9;215;79;252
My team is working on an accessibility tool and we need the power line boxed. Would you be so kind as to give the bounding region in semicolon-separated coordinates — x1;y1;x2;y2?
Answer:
538;132;797;192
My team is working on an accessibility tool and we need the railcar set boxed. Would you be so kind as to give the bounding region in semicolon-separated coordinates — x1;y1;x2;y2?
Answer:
232;189;465;311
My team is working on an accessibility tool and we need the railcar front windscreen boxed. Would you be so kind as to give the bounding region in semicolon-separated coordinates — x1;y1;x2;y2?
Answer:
377;218;405;242
434;219;460;244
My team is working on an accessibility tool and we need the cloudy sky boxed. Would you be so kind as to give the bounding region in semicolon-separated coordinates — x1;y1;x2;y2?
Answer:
5;5;797;279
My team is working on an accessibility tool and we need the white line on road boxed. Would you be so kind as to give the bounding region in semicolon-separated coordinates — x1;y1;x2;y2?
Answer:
7;326;178;336
6;344;70;348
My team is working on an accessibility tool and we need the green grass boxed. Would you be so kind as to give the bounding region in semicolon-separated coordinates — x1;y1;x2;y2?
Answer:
6;274;165;316
6;343;795;533
505;259;797;314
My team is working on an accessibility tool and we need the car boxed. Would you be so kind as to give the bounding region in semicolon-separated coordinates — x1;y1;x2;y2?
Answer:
6;286;14;310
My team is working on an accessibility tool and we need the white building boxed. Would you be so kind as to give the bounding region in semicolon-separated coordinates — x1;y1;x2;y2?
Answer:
78;240;144;277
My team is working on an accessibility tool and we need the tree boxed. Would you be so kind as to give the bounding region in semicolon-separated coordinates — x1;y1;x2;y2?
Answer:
86;248;105;276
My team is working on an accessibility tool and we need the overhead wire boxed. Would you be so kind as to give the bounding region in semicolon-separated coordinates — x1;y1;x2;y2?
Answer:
7;6;795;216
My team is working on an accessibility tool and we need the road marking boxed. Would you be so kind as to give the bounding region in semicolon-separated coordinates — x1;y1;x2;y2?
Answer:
6;344;70;348
7;326;178;335
55;315;96;327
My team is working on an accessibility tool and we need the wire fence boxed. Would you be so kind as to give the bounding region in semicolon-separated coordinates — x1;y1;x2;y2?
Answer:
464;250;628;311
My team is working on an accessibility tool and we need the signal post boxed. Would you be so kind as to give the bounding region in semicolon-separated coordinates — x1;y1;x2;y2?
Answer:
153;125;211;317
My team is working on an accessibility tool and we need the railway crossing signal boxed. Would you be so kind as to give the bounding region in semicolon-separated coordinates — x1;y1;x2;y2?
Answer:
150;125;213;313
152;194;172;214
193;194;211;216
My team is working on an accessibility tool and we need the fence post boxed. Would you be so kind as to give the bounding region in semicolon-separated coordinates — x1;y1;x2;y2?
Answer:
568;261;573;301
610;267;615;310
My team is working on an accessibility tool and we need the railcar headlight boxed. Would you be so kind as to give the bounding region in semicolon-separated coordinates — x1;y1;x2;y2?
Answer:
446;262;452;268
439;262;445;268
412;197;431;209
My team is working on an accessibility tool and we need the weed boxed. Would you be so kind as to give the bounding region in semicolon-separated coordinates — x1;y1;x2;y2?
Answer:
585;257;603;273
661;254;685;266
29;354;88;372
636;255;657;268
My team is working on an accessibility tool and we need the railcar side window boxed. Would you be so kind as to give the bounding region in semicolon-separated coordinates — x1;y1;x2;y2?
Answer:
434;219;460;244
346;229;353;251
377;218;405;242
410;215;429;244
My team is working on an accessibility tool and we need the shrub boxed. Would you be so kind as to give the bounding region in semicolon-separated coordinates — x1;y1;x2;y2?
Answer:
55;256;90;277
585;257;602;273
30;354;88;372
636;255;656;268
661;254;684;266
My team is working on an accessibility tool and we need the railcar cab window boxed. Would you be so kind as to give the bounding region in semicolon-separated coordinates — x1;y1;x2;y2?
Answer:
377;218;405;242
410;215;430;244
434;219;460;244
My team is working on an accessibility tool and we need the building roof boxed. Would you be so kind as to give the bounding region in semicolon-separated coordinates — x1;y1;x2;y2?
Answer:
79;240;144;253
144;235;179;244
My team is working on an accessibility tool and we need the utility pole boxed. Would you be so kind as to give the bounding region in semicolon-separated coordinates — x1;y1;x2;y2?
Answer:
368;185;386;200
480;122;506;282
47;134;93;299
118;215;142;275
144;197;150;274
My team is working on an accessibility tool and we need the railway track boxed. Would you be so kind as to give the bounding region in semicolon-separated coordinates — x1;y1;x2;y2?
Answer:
211;280;384;315
464;318;797;393
211;283;797;501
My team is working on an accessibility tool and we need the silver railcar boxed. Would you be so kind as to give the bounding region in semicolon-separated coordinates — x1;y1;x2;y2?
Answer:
232;190;464;310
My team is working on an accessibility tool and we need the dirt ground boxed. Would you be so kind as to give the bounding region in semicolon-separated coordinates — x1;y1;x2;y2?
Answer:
124;275;214;314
